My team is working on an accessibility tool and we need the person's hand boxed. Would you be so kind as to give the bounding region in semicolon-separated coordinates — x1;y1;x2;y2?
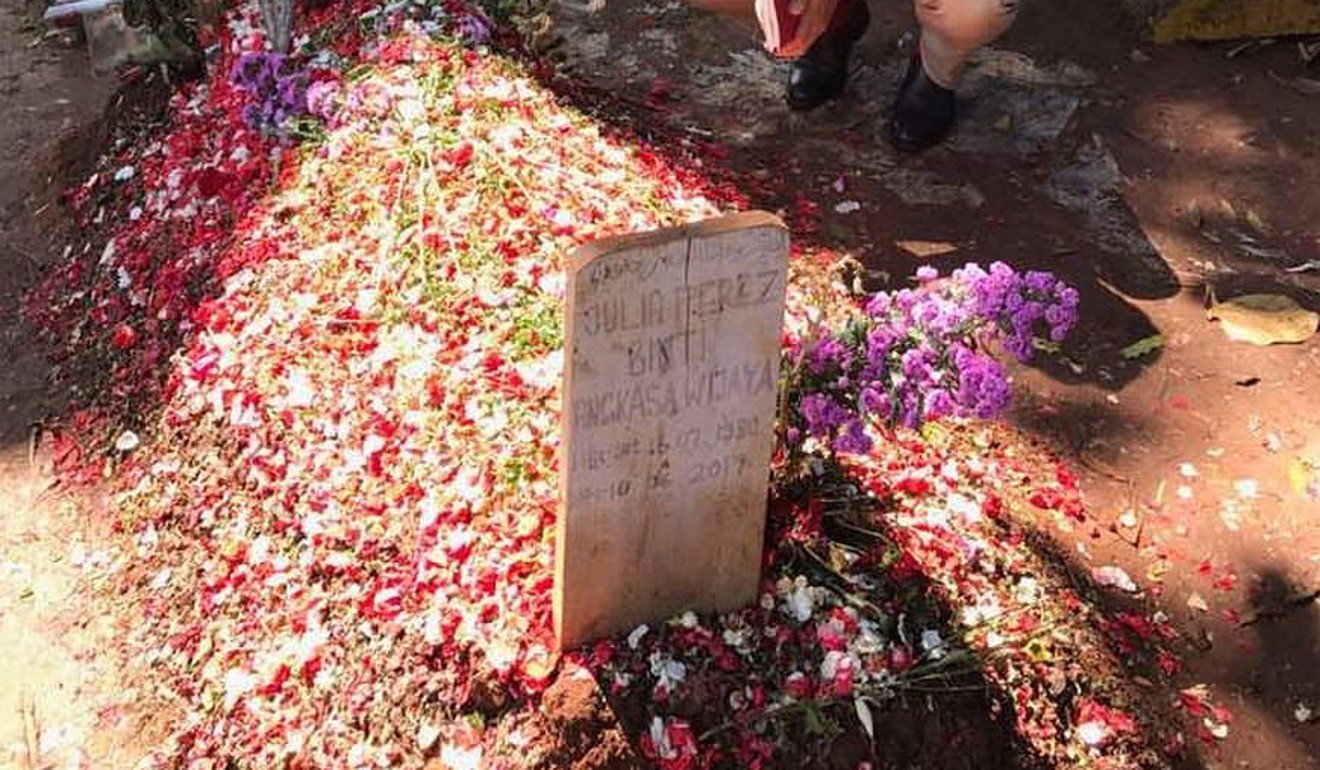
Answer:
775;0;839;59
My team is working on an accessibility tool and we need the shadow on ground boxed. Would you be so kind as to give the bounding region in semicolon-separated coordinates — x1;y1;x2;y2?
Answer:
544;0;1183;392
533;2;1320;767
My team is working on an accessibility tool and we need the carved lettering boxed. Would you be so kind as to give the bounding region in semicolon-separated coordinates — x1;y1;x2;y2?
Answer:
556;213;790;647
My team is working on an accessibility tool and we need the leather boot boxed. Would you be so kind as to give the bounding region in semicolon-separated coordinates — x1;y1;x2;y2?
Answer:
886;51;957;152
785;0;870;112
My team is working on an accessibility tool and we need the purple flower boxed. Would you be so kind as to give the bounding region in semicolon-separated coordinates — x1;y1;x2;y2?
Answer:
859;387;889;416
900;347;936;384
956;355;1012;418
924;389;956;419
1023;270;1056;294
798;393;851;439
898;391;923;429
865;327;896;369
915;265;940;283
894;288;920;314
785;263;1077;455
277;75;307;110
953;263;987;283
458;13;491;46
864;293;891;318
1003;335;1033;363
831;419;873;455
230;50;315;135
231;53;267;89
806;335;850;376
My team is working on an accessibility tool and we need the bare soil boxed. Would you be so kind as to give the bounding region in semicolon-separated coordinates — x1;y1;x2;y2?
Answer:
1;0;1316;768
0;1;134;768
549;1;1320;767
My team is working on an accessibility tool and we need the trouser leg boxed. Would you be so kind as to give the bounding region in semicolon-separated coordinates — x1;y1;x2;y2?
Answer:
915;0;1020;88
686;0;862;44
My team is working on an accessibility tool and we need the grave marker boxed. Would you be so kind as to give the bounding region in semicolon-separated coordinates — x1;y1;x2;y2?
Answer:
554;211;790;648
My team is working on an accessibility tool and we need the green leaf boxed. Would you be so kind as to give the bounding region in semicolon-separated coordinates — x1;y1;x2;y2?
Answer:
803;703;829;736
1208;294;1319;345
1120;334;1165;359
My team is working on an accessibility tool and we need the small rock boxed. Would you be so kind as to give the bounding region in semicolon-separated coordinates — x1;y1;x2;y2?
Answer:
114;430;140;452
1092;565;1138;592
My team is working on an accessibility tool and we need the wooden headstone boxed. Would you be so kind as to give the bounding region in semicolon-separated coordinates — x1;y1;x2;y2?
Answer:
554;211;790;648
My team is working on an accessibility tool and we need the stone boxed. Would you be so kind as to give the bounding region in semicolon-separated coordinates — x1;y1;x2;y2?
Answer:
554;211;789;648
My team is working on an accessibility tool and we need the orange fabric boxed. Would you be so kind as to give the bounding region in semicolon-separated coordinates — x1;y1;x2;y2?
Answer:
756;0;858;57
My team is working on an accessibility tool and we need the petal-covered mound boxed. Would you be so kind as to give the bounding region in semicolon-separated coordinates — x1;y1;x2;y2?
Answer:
100;16;732;768
26;1;1217;768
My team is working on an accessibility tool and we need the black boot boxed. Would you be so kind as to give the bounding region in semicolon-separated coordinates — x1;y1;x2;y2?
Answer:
886;52;956;153
785;0;871;112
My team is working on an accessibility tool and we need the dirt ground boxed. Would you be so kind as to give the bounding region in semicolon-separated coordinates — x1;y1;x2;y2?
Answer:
0;1;132;768
0;0;1317;768
549;1;1319;768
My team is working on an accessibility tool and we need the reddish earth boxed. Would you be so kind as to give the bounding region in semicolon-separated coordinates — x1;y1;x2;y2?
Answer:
1;0;1316;768
0;0;128;766
550;1;1319;768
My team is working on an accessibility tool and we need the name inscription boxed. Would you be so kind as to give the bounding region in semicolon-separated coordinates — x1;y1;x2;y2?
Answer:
556;213;790;647
568;262;784;497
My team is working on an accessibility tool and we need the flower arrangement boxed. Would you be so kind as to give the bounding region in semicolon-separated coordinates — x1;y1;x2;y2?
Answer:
230;51;309;133
22;0;1216;766
783;262;1079;458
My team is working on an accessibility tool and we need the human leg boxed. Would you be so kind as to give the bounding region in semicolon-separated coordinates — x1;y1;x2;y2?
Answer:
687;0;871;112
784;0;871;111
888;0;1020;152
915;0;1019;88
